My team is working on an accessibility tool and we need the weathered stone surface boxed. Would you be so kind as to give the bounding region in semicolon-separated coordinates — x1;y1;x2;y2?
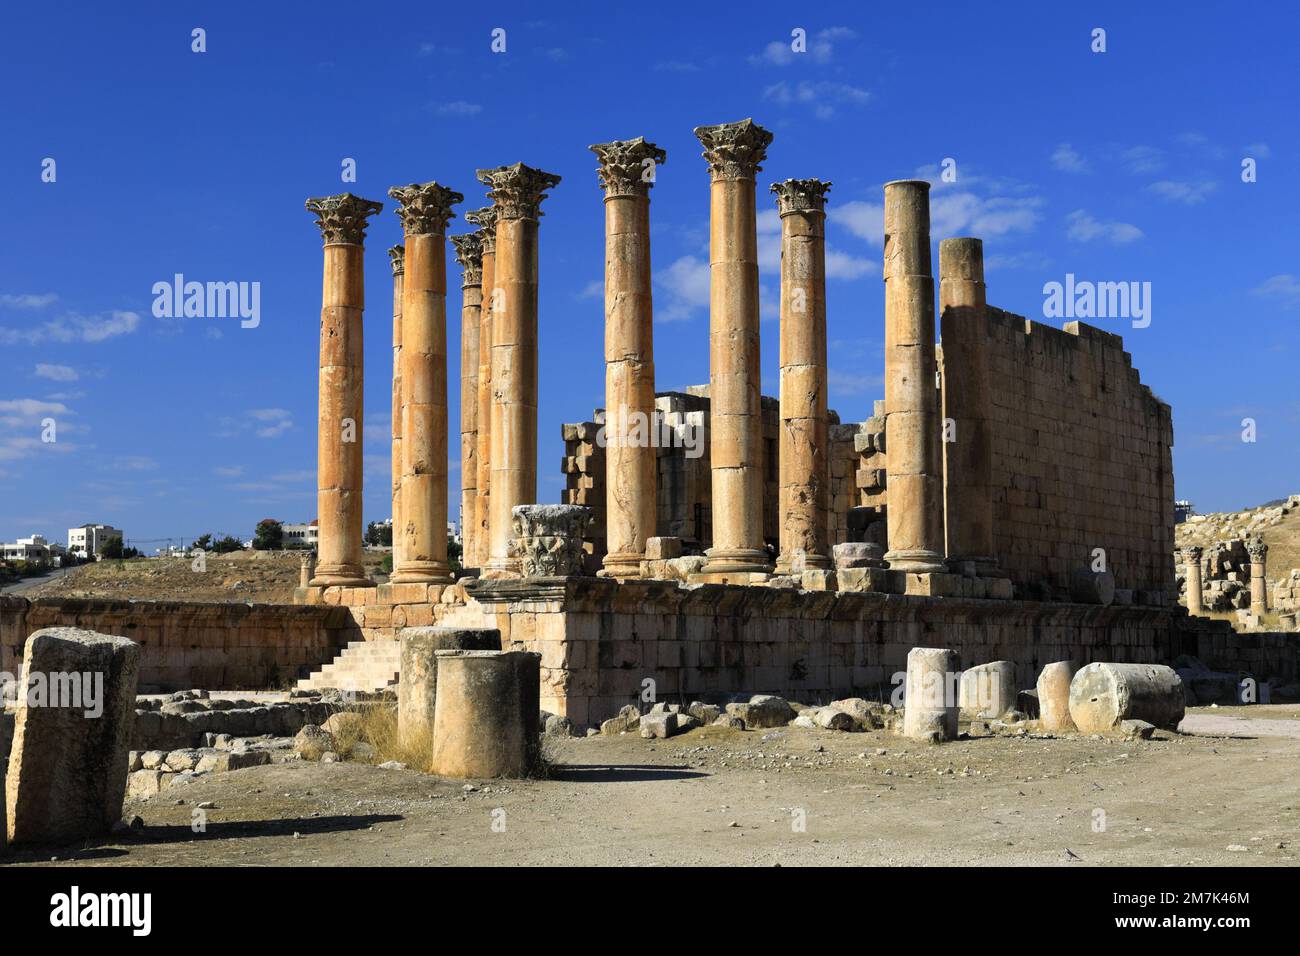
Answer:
1036;661;1077;732
640;711;678;739
194;749;271;774
127;769;164;800
6;627;140;846
429;650;541;778
645;537;682;561
832;542;886;569
511;505;592;577
1068;662;1185;734
902;646;959;741
397;626;501;747
958;661;1017;718
812;707;856;731
725;694;795;729
1069;567;1116;606
294;724;337;761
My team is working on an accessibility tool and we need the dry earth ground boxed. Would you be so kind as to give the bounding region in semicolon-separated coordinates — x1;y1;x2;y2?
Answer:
5;705;1299;867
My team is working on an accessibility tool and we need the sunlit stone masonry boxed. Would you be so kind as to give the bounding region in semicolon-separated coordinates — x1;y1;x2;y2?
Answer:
590;137;667;579
305;192;383;587
477;163;562;578
693;118;774;581
465;205;498;571
388;245;405;571
451;231;484;571
388;181;463;584
771;178;832;577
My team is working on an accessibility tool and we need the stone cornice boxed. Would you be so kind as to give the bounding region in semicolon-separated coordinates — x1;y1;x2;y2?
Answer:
475;163;562;221
450;233;484;285
589;137;667;198
305;193;383;245
693;118;773;182
387;181;463;236
770;178;832;216
387;244;405;276
464;206;498;254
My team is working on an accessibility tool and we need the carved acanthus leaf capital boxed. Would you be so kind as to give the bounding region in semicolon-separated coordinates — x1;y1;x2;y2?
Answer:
305;193;384;245
1247;538;1268;562
388;245;405;276
464;206;498;254
589;137;667;198
450;233;484;285
1180;545;1203;561
476;163;562;221
693;118;773;182
387;181;463;236
770;178;832;216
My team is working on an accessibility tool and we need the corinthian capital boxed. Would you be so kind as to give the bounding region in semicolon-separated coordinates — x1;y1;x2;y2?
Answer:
476;163;562;221
388;244;405;276
305;193;384;245
387;181;464;236
693;118;773;182
770;178;832;216
450;233;484;285
589;137;667;198
464;206;498;254
1247;538;1268;562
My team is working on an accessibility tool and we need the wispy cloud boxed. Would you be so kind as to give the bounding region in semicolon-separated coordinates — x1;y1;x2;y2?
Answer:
654;255;710;322
1050;143;1089;173
0;293;59;309
750;26;857;66
762;80;870;119
1065;209;1143;244
34;363;78;382
0;309;141;346
1148;179;1217;205
434;100;482;117
1250;274;1300;308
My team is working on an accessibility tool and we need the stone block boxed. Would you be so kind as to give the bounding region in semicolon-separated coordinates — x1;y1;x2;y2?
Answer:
645;537;683;560
398;626;502;747
430;650;542;779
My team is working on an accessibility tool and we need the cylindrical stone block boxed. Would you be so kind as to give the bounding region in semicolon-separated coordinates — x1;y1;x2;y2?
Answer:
1037;661;1077;732
1181;546;1204;615
429;650;541;779
452;234;484;571
466;206;497;570
772;179;832;574
389;246;406;569
958;660;1017;718
1247;539;1268;617
883;181;945;573
939;237;997;574
397;626;501;747
1069;567;1116;606
903;646;960;741
1068;662;1186;734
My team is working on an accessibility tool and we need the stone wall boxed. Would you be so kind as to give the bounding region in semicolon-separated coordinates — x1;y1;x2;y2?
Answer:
975;311;1175;600
0;595;352;691
444;578;1290;726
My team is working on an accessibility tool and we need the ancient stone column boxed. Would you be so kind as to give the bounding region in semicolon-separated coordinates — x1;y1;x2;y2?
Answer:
902;646;959;741
298;551;316;588
388;245;405;568
1248;538;1269;617
451;232;483;572
882;180;946;573
1037;661;1077;732
694;118;774;576
939;237;997;575
387;181;464;584
465;207;498;570
1181;545;1204;615
430;650;541;778
590;137;666;579
397;625;501;747
476;164;562;577
771;178;832;574
305;192;383;587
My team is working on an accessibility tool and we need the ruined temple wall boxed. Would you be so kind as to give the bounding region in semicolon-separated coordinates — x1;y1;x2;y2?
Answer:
977;309;1175;598
0;595;351;691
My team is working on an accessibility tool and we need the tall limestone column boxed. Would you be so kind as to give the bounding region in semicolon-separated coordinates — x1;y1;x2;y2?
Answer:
451;232;483;572
939;237;998;575
387;181;464;584
477;163;562;577
882;180;946;573
1181;545;1204;615
590;137;666;579
694;118;774;576
465;206;498;570
771;178;832;575
388;245;405;568
1248;538;1269;618
305;193;383;587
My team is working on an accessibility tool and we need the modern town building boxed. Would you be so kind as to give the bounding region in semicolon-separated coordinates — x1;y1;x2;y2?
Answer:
67;524;122;558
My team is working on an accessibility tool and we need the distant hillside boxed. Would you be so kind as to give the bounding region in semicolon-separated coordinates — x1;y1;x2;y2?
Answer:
1176;494;1300;582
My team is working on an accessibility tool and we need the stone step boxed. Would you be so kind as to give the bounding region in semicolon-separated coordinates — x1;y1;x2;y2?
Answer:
297;640;402;693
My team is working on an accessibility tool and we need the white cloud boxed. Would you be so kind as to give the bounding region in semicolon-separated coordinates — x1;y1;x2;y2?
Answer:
0;293;59;309
434;101;482;117
34;363;78;382
249;408;294;438
932;192;1043;239
1243;142;1272;159
828;200;884;246
0;310;141;346
751;26;857;66
654;255;710;322
213;465;244;477
577;279;602;300
1148;179;1217;205
829;369;882;396
1120;145;1165;175
1051;143;1089;173
825;247;876;280
1251;274;1300;308
110;455;158;471
762;80;870;119
1065;209;1143;244
0;398;74;462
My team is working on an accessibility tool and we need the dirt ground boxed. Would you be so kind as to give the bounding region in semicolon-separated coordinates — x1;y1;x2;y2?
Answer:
5;704;1299;868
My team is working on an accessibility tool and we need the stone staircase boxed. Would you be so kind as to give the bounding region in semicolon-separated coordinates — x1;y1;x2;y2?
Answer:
297;641;401;693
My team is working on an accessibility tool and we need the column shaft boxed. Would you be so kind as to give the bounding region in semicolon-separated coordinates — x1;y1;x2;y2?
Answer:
389;246;405;568
883;180;946;573
1182;547;1204;615
773;179;831;573
452;234;483;575
466;206;498;571
939;237;997;573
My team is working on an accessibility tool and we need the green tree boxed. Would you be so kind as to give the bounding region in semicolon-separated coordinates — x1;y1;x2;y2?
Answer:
448;537;463;573
191;533;213;552
365;521;393;547
253;519;283;551
212;534;244;554
101;535;124;559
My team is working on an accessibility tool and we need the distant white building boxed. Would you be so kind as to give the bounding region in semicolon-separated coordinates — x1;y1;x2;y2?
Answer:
283;520;319;548
68;524;122;558
2;534;52;562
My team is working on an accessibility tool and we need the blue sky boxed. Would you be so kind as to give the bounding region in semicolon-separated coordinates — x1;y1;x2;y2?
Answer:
1;1;1296;549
